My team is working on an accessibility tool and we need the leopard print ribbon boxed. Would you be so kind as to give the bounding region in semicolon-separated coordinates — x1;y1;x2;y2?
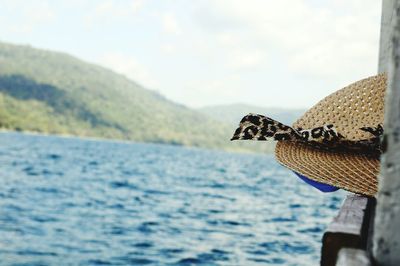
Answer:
231;114;383;154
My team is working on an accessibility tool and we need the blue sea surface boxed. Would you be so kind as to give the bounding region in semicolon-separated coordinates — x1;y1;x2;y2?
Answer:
0;133;345;265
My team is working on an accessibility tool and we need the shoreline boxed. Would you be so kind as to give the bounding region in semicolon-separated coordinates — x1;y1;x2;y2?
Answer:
0;129;271;155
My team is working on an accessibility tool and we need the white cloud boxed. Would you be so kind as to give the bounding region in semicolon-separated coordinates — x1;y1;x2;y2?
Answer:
226;49;266;70
195;0;380;80
181;74;247;107
160;43;176;54
85;0;145;26
0;0;56;33
97;52;160;89
161;13;182;35
26;1;55;24
130;0;145;13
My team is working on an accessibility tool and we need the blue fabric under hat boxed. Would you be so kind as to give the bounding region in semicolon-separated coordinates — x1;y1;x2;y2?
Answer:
293;172;339;192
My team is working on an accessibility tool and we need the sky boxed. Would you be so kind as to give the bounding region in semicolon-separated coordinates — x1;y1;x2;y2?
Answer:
0;0;382;109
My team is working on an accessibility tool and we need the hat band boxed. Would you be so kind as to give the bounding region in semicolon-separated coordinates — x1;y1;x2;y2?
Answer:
231;114;383;155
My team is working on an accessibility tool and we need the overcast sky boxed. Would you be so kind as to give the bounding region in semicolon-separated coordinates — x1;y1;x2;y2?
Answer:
0;0;381;109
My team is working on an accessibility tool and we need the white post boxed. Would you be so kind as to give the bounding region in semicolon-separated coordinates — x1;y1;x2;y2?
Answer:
379;0;396;72
373;0;400;264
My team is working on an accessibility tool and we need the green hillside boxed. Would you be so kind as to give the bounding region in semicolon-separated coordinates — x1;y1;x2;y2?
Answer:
0;41;274;153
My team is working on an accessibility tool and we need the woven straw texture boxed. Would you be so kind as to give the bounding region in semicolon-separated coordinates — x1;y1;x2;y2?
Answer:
275;73;387;196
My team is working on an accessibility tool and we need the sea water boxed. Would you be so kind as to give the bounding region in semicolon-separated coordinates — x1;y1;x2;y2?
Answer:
0;133;345;265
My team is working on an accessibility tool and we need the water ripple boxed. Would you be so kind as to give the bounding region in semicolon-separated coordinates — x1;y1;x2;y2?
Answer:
0;132;346;265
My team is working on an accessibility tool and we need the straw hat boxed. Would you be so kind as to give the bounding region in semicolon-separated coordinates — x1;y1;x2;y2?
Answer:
232;73;386;196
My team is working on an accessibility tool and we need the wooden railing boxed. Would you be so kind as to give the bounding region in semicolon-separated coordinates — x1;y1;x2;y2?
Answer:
321;195;375;265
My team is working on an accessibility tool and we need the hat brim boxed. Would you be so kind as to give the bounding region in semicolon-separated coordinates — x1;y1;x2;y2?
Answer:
275;141;379;196
274;74;385;196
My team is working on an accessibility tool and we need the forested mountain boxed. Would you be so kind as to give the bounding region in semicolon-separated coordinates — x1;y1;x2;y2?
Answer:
0;42;275;152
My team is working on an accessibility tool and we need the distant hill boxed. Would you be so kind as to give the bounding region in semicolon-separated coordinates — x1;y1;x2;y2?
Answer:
198;104;306;126
0;41;275;152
